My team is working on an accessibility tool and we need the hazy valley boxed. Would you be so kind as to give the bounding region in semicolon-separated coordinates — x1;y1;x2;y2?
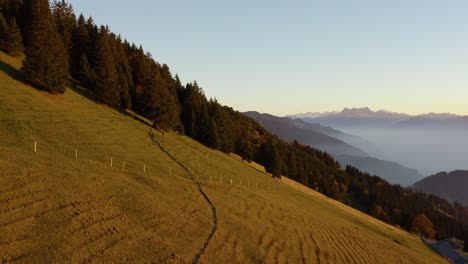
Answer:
290;107;468;176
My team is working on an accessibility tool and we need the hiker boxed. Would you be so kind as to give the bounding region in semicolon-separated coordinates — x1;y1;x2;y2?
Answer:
148;128;156;140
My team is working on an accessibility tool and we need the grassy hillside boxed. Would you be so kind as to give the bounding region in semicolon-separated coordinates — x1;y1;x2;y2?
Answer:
0;51;447;263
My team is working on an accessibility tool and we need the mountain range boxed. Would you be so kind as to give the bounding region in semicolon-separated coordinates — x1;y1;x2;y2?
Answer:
288;107;463;120
288;107;468;130
245;111;423;186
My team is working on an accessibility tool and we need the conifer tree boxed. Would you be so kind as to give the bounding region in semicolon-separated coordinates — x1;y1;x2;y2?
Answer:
189;81;210;141
160;64;182;128
287;150;298;178
171;74;185;133
179;82;204;138
186;108;197;138
5;18;24;56
71;14;89;78
111;36;132;108
52;0;75;74
141;62;176;129
84;16;98;65
52;0;75;51
237;129;253;161
261;137;282;177
0;13;9;51
206;117;221;149
128;46;148;109
92;26;119;105
0;0;21;21
78;52;94;87
18;0;35;44
22;0;69;93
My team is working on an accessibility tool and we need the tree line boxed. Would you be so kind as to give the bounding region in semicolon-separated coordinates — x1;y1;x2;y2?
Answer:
0;0;23;56
1;0;467;246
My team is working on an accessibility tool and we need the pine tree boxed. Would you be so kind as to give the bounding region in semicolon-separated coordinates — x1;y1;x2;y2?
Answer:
128;47;148;109
179;82;207;138
140;62;180;129
173;75;185;131
78;52;94;87
92;26;119;105
206;117;221;149
111;36;132;109
84;16;98;65
0;13;9;51
270;145;282;178
237;129;253;161
52;0;75;51
188;81;210;141
161;64;182;128
5;18;24;56
18;0;36;45
0;0;21;22
261;137;282;178
186;108;197;137
22;0;69;93
70;14;89;78
287;149;297;178
52;0;75;76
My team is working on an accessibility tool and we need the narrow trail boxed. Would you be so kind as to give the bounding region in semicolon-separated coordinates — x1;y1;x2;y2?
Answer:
149;131;217;264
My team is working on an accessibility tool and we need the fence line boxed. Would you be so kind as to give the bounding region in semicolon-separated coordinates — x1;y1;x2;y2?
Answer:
28;139;280;192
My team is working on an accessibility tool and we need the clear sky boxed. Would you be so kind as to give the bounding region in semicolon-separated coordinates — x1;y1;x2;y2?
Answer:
68;0;468;116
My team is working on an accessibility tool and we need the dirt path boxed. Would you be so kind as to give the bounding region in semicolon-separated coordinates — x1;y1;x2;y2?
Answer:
149;131;217;264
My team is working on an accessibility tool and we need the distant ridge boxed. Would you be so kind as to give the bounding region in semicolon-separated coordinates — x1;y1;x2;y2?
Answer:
393;116;468;129
285;111;336;119
414;170;468;206
244;111;367;157
289;107;409;120
288;107;463;120
289;107;468;130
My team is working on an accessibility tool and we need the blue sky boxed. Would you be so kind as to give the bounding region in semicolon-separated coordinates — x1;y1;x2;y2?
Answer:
68;0;468;116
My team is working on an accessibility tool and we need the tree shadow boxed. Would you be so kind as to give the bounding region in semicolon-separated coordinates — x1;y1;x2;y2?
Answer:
68;79;153;129
68;79;102;104
0;59;24;82
0;55;154;130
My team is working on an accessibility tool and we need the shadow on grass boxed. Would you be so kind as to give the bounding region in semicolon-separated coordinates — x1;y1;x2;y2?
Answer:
0;55;153;130
0;58;24;82
68;79;153;129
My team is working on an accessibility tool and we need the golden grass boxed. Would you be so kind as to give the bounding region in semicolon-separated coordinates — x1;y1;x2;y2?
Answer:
0;51;447;263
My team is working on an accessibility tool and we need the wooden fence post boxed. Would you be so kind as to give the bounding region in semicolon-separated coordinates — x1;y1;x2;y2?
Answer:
121;161;126;171
34;141;37;153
